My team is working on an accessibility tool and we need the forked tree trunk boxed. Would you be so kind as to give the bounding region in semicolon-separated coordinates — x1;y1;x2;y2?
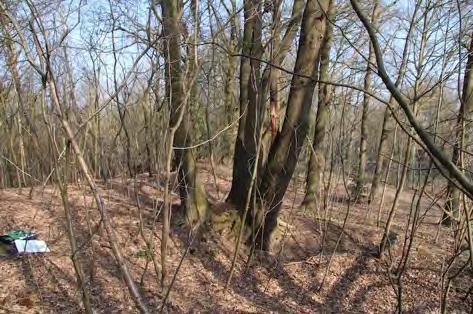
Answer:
228;0;305;209
255;0;330;250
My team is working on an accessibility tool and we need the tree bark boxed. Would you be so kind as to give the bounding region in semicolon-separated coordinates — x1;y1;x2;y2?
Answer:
221;0;238;163
255;0;330;250
227;0;305;209
160;0;209;286
301;0;335;211
227;0;262;208
160;0;209;225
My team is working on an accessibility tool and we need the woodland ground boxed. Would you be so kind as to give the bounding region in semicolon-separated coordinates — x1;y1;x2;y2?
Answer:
0;162;472;313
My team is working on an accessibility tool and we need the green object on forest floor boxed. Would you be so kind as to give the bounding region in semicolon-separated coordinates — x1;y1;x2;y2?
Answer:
0;229;36;244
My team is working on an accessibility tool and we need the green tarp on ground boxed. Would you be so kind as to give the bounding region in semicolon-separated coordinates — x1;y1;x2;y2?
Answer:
0;230;36;243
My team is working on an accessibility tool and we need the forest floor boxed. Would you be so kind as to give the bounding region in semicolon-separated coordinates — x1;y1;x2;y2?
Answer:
0;162;472;313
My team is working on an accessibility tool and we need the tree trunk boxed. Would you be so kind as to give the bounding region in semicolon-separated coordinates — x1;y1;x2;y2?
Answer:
227;0;262;208
161;0;209;224
228;0;305;209
443;33;473;226
301;0;335;211
355;0;380;197
221;0;238;163
255;0;330;250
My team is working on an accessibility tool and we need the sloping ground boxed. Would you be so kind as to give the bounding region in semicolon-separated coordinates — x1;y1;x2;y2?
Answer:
0;165;471;313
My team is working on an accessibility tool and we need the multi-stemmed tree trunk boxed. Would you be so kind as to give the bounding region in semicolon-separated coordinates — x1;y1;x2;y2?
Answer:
253;0;330;250
443;33;473;226
354;0;380;197
301;0;335;211
228;0;305;209
226;0;329;250
254;0;306;172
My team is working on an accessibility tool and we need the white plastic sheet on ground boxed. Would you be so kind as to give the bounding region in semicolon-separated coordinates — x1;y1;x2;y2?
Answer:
14;240;50;253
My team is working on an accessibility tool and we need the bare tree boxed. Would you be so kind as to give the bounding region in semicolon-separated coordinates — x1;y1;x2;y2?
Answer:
354;0;380;197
